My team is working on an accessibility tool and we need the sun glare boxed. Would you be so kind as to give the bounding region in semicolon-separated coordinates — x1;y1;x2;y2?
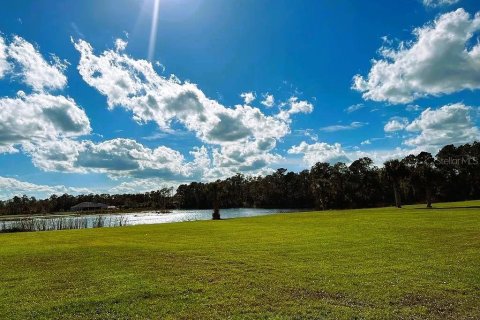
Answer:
148;0;161;61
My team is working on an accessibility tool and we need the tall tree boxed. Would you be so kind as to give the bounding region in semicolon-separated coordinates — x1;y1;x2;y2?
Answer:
403;152;439;208
384;159;408;208
309;163;334;210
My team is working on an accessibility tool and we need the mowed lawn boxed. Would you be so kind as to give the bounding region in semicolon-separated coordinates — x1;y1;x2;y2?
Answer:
1;202;479;319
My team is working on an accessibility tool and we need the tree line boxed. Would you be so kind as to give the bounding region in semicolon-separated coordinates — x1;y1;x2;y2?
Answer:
0;142;479;215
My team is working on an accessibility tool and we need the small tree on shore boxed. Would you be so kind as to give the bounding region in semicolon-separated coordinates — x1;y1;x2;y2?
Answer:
211;181;221;220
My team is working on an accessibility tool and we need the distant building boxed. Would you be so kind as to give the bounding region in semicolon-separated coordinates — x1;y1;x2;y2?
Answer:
70;202;109;212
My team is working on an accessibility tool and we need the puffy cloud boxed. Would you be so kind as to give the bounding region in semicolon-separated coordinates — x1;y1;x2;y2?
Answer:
406;104;421;112
350;148;415;166
277;96;314;121
289;97;314;114
361;139;371;145
0;176;91;200
109;179;178;195
0;34;90;155
261;94;275;107
288;141;350;166
240;91;256;104
208;139;281;179
423;0;460;8
348;104;480;167
288;142;428;168
73;39;312;175
320;121;367;132
405;103;480;147
353;9;480;104
0;37;10;78
384;117;409;132
7;36;67;92
0;93;91;152
24;138;209;181
114;38;128;52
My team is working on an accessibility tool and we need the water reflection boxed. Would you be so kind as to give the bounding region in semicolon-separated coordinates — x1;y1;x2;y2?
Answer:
0;208;299;233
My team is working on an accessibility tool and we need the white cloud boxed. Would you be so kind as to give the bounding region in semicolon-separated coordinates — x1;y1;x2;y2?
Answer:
320;121;367;132
361;139;371;145
240;91;256;104
405;103;480;147
0;93;91;152
24;138;209;181
350;103;480;166
108;179;178;195
353;9;480;104
288;141;350;166
114;38;128;52
0;37;10;78
7;36;67;92
0;34;89;156
406;104;421;112
261;93;275;107
288;141;434;168
289;97;314;114
384;117;409;132
73;39;313;176
345;103;365;113
350;148;415;166
0;176;92;200
277;96;314;121
423;0;460;8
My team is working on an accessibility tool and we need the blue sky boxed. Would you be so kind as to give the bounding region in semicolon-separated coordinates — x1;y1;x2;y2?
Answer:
0;0;479;199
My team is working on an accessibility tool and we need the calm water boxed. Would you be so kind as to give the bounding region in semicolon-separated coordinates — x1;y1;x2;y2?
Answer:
0;208;300;232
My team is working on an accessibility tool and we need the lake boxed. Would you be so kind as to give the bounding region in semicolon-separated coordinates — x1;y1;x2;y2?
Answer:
0;208;301;233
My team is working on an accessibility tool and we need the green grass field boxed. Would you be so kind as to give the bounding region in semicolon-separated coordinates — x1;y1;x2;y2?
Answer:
1;201;479;319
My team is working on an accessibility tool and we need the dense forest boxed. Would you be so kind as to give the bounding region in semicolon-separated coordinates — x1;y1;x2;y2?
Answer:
1;142;479;215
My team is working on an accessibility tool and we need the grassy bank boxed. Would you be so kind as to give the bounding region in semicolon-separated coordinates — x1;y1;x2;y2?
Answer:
1;201;479;319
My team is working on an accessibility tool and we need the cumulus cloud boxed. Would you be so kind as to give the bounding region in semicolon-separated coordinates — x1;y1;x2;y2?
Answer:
277;96;314;121
0;176;91;200
261;93;275;107
353;9;480;104
288;141;350;166
24;138;209;181
109;179;177;195
0;37;10;78
350;148;415;166
406;104;421;112
114;38;128;52
288;141;426;168
73;38;313;176
423;0;460;8
361;139;371;145
7;36;67;92
0;34;90;155
240;91;256;104
0;93;90;154
404;103;480;147
384;117;409;132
